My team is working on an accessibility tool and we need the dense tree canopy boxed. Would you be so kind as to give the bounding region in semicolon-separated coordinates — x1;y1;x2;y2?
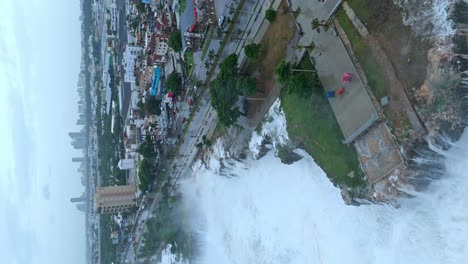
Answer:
236;76;258;96
244;43;261;60
165;72;182;95
144;97;162;116
209;54;243;127
138;159;156;193
288;72;312;96
265;9;276;23
210;77;241;127
168;30;183;52
137;136;156;158
219;53;239;79
274;60;291;85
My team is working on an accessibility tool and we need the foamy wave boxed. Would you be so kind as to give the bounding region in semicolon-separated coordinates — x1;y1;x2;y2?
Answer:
157;244;188;264
248;99;289;158
394;0;456;42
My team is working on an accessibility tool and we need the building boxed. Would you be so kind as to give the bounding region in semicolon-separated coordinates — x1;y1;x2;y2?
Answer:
70;197;86;203
72;157;85;162
138;66;154;91
118;159;135;170
147;34;169;67
123;45;143;83
95;185;137;214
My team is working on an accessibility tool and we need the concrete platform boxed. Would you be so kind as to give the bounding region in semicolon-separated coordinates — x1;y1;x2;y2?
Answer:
291;0;378;143
354;122;404;183
309;29;378;143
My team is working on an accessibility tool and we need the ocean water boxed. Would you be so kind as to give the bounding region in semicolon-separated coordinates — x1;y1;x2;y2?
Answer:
177;101;468;264
157;1;468;263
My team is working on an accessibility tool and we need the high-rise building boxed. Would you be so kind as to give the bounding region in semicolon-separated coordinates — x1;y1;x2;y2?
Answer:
95;185;137;214
72;157;85;162
69;132;86;139
70;197;86;203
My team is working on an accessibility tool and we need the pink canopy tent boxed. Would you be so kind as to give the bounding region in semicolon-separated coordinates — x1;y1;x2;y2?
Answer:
342;72;352;83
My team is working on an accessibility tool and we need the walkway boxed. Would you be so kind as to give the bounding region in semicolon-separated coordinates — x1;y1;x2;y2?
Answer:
291;0;378;143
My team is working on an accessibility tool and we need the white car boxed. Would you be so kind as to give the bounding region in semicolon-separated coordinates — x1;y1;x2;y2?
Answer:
218;16;225;27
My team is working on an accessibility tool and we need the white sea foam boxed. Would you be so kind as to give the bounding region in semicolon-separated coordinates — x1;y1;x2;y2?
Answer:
157;244;189;264
249;99;289;158
394;0;457;42
183;129;468;264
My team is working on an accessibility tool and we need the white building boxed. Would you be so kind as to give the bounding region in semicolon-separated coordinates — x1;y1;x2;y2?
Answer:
123;45;143;83
106;0;118;33
118;159;135;170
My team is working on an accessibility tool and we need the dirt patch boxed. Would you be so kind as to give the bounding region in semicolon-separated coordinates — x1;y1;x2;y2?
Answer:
342;0;430;149
361;0;430;93
242;1;297;119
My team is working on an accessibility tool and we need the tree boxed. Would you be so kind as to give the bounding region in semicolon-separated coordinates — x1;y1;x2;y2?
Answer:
137;137;156;158
219;53;238;80
208;49;216;61
165;72;182;95
274;60;291;85
311;18;329;33
265;9;276;23
168;30;183;52
236;76;258;96
138;159;156;193
137;99;144;110
210;77;241;127
144;97;162;116
244;43;261;60
288;72;312;96
136;2;146;13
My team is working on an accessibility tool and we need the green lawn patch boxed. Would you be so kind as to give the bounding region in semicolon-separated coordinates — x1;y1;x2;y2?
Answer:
201;26;215;60
335;8;388;100
282;54;366;189
346;0;370;25
180;0;187;13
184;51;194;75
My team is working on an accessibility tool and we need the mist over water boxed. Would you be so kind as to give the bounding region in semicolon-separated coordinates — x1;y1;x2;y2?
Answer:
181;131;468;264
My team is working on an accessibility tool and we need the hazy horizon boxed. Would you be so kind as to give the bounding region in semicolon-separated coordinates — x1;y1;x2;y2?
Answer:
0;0;86;263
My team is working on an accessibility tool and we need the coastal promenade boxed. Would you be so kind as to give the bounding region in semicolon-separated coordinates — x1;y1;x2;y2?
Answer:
291;0;379;144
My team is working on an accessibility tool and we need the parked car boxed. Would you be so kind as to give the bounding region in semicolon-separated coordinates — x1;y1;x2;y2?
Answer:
218;16;225;27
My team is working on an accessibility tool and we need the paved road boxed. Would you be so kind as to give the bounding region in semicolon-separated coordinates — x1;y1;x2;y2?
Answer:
121;0;283;262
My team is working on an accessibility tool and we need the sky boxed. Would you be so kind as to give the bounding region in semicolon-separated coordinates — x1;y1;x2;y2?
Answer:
0;0;86;263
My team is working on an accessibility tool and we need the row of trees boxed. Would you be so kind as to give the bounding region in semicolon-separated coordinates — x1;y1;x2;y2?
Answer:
209;53;261;127
168;30;182;52
274;60;321;97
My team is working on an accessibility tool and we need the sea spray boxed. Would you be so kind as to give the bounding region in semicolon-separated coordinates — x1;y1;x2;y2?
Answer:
181;126;468;264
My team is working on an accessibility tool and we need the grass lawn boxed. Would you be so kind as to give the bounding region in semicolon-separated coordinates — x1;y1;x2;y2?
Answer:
281;54;366;188
346;0;370;25
184;51;194;75
179;0;187;13
335;8;388;100
246;0;295;81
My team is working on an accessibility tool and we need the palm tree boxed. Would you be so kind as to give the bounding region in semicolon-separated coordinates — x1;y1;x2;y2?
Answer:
311;18;329;33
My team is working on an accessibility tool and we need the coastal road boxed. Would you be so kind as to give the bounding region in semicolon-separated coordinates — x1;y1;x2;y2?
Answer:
121;0;280;261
